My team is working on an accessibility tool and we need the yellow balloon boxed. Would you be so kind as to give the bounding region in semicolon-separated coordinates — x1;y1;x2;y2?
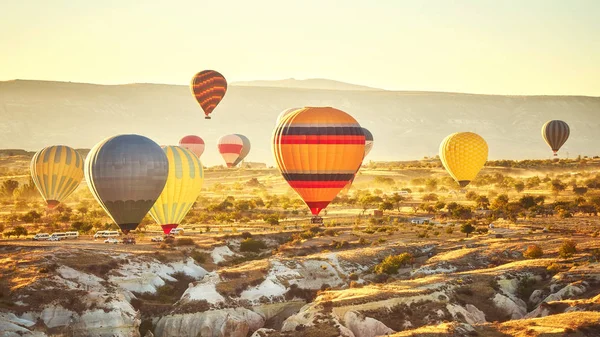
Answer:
30;145;84;209
149;146;204;234
439;132;488;187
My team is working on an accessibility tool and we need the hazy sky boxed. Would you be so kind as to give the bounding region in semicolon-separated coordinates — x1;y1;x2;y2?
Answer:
1;0;599;95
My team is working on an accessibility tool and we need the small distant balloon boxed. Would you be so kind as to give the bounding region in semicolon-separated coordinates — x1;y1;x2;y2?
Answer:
541;120;569;156
190;70;227;119
179;135;205;158
218;134;251;167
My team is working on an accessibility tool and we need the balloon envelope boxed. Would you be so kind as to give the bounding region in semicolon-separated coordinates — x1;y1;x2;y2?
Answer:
85;134;168;234
190;70;227;119
150;146;204;234
541;120;570;156
362;128;374;157
439;132;488;187
272;107;365;216
30;145;84;209
276;107;301;126
179;135;205;157
218;134;251;167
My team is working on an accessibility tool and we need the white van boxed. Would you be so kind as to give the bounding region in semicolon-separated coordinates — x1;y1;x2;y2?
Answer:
102;231;119;238
65;231;79;239
170;228;184;235
49;233;67;241
93;231;107;239
33;233;50;241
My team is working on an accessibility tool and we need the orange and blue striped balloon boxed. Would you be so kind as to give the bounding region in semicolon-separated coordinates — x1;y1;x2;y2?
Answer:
272;107;365;216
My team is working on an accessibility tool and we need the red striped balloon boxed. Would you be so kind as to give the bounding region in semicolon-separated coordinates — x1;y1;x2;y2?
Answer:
179;135;205;158
217;134;251;168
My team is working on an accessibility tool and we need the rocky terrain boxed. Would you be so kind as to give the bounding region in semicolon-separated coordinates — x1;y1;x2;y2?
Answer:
1;221;599;337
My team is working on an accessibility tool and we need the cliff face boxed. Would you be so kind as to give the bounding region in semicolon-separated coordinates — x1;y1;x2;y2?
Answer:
2;80;599;166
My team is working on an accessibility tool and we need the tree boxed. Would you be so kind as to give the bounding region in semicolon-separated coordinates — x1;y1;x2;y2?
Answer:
422;193;438;202
20;210;42;223
0;223;4;233
465;191;478;201
77;206;89;221
378;201;394;213
513;182;525;193
551;179;566;196
526;176;541;189
13;225;28;238
1;180;19;197
460;223;475;237
391;193;405;212
491;194;509;210
573;186;588;196
425;178;438;191
475;196;490;209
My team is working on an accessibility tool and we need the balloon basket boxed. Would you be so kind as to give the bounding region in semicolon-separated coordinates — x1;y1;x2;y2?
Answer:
311;216;323;225
205;116;211;120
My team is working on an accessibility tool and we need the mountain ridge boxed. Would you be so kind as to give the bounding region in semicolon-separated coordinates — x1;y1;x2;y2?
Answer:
1;80;599;166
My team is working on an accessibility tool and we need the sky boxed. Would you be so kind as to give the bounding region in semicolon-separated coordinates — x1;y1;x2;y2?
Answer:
1;0;599;96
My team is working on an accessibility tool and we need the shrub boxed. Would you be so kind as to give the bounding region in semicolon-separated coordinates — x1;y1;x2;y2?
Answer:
240;238;267;253
323;229;337;236
240;231;252;239
374;253;414;275
175;238;195;246
523;244;544;259
559;240;577;258
190;250;209;264
446;227;454;234
348;273;359;281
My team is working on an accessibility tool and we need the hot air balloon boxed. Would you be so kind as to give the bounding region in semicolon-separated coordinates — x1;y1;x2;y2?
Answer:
30;145;84;209
218;134;251;167
342;127;374;192
85;134;168;234
362;127;374;157
179;135;205;158
542;120;570;156
273;107;365;220
190;70;227;119
275;107;300;126
439;132;488;187
150;146;204;234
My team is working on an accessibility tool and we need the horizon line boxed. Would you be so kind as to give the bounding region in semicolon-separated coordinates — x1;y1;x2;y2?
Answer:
2;78;599;99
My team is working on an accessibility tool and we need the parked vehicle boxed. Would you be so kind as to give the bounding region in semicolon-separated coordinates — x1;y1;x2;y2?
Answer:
122;237;136;245
93;231;107;239
104;238;119;244
170;228;184;235
151;236;164;242
49;233;67;241
33;233;50;241
65;231;79;239
102;231;120;238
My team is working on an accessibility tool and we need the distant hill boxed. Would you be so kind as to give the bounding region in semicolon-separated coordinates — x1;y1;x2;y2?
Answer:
1;79;599;166
231;78;382;91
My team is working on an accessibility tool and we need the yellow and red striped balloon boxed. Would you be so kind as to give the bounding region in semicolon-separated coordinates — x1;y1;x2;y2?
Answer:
272;107;365;216
190;70;227;119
